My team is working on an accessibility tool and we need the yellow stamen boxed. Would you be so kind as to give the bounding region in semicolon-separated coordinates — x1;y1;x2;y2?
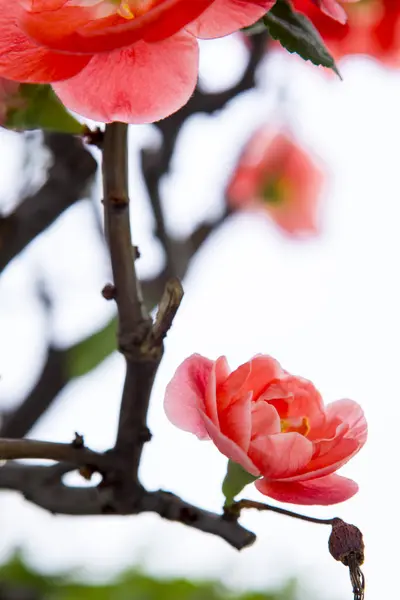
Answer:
281;416;310;437
117;1;134;18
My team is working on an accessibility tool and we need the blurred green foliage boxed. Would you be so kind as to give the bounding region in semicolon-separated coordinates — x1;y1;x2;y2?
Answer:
0;552;296;600
66;316;117;380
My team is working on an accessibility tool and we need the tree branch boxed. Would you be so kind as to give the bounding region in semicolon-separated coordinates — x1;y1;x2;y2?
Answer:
103;123;149;336
0;133;97;274
102;123;169;487
0;462;255;549
0;437;114;470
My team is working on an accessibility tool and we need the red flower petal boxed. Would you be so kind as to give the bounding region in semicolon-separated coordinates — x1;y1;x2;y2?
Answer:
187;0;276;39
164;353;213;439
251;401;281;439
52;32;199;123
0;0;90;82
205;356;230;426
256;473;358;505
20;0;215;54
220;392;253;451
261;373;325;432
217;355;282;412
248;432;313;479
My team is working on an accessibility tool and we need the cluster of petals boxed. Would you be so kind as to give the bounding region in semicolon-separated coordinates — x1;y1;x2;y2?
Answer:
226;128;323;237
165;353;367;505
294;0;400;65
0;0;279;124
0;0;363;125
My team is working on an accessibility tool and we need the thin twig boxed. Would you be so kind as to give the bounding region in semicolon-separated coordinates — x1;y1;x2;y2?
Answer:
229;498;334;525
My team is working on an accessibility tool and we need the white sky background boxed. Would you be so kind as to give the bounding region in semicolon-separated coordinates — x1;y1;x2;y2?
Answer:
0;33;397;599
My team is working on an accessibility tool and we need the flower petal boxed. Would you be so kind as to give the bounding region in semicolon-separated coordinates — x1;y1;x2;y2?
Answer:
256;473;359;505
220;392;253;451
164;353;213;439
52;32;199;123
248;432;313;479
217;354;283;411
314;0;348;24
251;401;281;439
202;412;260;476
204;356;230;426
0;0;90;82
262;374;325;431
284;400;367;482
325;398;368;444
187;0;276;39
20;0;215;54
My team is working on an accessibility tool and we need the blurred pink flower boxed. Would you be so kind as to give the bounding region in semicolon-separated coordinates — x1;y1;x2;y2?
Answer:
294;0;400;66
226;128;323;238
312;0;360;24
165;354;367;505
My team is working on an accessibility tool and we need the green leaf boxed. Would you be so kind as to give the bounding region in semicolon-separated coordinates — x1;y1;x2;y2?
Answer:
263;0;340;76
0;552;298;600
67;317;117;380
6;84;84;134
222;460;259;507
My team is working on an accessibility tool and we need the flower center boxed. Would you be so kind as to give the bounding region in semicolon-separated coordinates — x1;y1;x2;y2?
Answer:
70;0;156;20
112;0;155;19
261;175;292;205
281;416;310;436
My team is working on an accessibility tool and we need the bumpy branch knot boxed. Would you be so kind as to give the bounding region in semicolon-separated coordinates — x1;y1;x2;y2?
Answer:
328;518;365;600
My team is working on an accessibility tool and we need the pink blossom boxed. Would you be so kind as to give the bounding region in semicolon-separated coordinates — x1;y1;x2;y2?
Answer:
226;128;323;238
165;354;367;505
0;0;276;124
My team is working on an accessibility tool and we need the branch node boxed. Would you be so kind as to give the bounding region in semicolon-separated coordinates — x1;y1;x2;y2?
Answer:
109;192;129;208
82;125;104;148
102;283;117;300
72;432;84;448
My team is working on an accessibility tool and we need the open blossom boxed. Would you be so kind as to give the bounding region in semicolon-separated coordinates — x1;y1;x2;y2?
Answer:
226;128;323;237
294;0;400;65
165;354;367;505
0;0;277;124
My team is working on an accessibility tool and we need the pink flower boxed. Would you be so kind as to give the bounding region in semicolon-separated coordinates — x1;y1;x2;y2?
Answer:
294;0;400;67
226;128;323;238
164;354;367;505
0;0;276;124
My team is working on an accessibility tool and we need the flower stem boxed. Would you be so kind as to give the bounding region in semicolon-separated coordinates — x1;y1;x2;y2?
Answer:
229;498;334;525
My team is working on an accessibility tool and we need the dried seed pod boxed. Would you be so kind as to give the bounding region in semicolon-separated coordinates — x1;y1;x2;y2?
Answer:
328;518;365;600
